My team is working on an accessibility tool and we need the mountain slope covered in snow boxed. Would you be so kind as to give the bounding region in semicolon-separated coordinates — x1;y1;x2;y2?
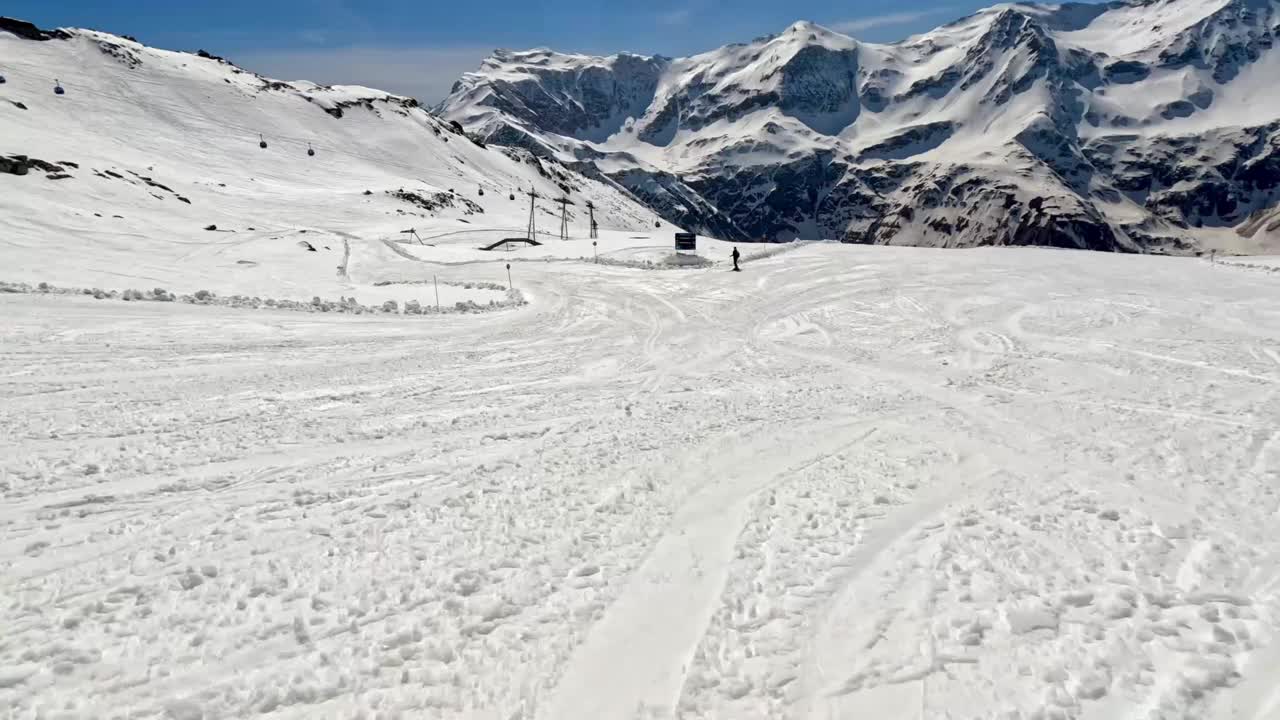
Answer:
442;0;1280;253
0;18;665;303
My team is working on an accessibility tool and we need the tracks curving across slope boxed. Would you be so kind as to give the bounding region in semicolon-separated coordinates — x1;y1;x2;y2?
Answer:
2;245;1280;719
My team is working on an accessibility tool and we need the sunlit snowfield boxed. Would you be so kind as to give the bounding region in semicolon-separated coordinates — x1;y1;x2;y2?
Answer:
3;244;1280;720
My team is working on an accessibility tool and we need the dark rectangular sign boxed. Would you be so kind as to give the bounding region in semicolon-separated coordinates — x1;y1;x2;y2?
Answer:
674;232;697;251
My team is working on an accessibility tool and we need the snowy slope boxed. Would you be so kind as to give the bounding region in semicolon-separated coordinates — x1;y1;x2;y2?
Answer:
442;0;1280;253
0;18;669;306
4;245;1280;719
4;13;1280;720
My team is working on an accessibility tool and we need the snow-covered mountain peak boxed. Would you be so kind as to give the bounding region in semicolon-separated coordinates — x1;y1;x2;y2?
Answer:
778;20;857;45
480;47;659;73
1054;0;1268;60
784;20;822;33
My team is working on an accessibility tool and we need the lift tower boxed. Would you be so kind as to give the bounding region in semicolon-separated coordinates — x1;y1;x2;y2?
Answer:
524;189;541;242
555;196;574;241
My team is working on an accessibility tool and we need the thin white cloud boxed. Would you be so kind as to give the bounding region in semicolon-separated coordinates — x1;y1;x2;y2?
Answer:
234;46;491;104
659;0;714;26
830;8;950;34
658;8;694;25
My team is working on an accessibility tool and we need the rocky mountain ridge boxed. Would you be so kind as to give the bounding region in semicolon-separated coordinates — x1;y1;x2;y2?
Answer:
442;0;1280;253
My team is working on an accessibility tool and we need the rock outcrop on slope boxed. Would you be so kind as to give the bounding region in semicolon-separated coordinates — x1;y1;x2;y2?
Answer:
442;0;1280;253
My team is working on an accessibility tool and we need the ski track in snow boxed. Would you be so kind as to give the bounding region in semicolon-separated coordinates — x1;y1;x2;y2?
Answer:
2;245;1280;719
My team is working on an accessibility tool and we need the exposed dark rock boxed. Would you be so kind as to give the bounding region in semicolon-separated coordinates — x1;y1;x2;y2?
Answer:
1159;100;1197;120
98;40;142;68
3;155;73;176
471;52;664;141
0;155;30;176
24;157;64;173
896;67;961;102
389;189;486;216
128;171;174;193
314;93;420;120
1103;60;1150;84
0;17;72;41
1084;121;1280;228
196;49;229;63
858;122;955;162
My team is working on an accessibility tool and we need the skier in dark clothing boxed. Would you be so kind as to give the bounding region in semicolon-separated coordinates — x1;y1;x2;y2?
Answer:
731;246;741;271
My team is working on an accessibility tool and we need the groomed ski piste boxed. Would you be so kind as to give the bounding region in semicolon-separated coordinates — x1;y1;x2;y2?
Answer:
5;18;1280;720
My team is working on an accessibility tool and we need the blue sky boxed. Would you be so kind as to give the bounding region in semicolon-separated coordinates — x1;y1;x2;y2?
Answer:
9;0;996;101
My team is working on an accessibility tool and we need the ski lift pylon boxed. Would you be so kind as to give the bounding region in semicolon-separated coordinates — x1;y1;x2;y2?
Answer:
0;74;7;85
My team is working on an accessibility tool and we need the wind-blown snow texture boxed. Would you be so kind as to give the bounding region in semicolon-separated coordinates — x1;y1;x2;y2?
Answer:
442;0;1280;253
5;246;1280;719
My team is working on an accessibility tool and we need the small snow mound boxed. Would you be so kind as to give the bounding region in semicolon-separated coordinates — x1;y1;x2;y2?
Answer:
661;253;712;268
1006;605;1060;635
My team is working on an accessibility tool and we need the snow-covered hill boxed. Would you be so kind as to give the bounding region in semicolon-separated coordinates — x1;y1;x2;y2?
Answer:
442;0;1280;253
0;17;667;304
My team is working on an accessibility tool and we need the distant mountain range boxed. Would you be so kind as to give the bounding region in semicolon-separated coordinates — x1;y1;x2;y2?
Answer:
441;0;1280;253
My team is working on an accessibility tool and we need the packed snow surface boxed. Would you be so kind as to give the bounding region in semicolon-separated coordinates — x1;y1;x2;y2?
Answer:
4;244;1280;719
